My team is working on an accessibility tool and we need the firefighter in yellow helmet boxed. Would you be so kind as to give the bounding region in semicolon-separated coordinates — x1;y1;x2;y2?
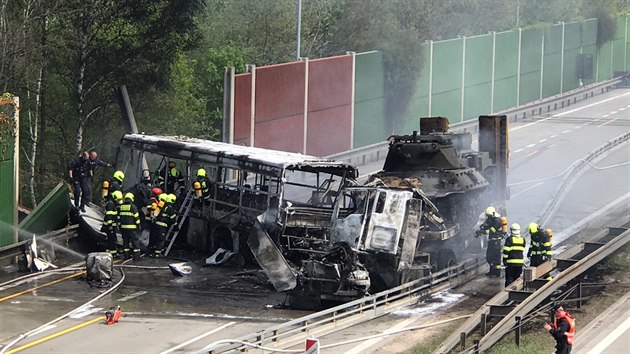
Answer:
148;192;176;257
104;190;123;257
157;161;185;194
477;206;504;277
193;168;212;206
503;223;526;287
117;192;141;260
528;222;553;267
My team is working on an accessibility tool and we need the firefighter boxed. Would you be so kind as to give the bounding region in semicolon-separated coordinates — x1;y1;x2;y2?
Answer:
148;193;176;257
104;190;123;257
193;168;212;206
503;223;525;287
157;161;185;194
102;170;125;202
118;192;142;260
544;304;575;354
146;187;163;218
477;206;504;277
528;222;553;267
68;151;92;212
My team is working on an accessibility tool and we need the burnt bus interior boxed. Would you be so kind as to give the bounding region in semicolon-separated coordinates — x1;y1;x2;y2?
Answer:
115;134;359;258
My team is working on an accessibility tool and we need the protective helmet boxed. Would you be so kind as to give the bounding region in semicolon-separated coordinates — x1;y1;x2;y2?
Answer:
113;170;125;182
111;190;123;201
546;228;553;237
510;223;521;234
500;216;508;226
168;193;177;204
168;161;176;168
151;187;162;198
485;206;496;216
528;223;539;234
158;193;169;202
124;192;135;202
197;168;207;177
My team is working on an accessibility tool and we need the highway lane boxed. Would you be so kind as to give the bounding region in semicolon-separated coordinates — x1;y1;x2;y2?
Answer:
2;89;629;354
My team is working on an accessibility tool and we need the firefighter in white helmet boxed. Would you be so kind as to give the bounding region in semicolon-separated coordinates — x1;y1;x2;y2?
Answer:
503;223;526;287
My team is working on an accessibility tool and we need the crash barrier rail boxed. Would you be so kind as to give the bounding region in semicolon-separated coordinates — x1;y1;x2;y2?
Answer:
327;77;624;168
537;130;630;227
0;225;78;265
433;215;630;354
202;256;486;354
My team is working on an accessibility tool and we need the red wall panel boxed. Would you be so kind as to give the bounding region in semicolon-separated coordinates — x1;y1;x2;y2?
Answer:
306;56;353;156
233;73;252;146
254;114;304;152
254;62;306;152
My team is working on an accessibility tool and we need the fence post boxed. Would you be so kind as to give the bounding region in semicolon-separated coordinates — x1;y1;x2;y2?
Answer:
560;22;565;94
540;31;545;100
577;282;583;309
517;28;522;105
460;332;466;350
461;36;466;123
480;313;487;336
515;316;522;347
428;40;434;116
491;32;496;113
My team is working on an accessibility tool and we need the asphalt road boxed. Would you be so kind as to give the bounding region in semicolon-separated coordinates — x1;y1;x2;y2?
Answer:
1;88;629;354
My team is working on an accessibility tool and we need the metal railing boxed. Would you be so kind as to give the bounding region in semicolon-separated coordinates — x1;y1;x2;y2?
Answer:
201;257;485;354
434;216;630;354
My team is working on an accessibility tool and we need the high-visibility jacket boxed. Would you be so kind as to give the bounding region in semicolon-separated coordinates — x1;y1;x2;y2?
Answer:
503;233;525;265
104;200;118;230
155;204;177;229
553;312;575;345
480;215;503;241
118;202;140;230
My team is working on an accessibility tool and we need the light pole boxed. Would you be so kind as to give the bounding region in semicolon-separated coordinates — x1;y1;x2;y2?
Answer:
296;0;302;60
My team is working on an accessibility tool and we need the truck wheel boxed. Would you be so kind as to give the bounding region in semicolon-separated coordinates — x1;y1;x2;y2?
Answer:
437;249;457;270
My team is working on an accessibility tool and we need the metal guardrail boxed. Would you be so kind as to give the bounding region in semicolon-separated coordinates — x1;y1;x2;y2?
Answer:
475;217;630;353
538;131;630;226
434;216;630;354
0;225;78;264
201;256;486;354
327;77;624;168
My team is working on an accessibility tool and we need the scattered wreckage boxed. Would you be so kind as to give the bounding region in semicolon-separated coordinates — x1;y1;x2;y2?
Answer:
79;115;507;309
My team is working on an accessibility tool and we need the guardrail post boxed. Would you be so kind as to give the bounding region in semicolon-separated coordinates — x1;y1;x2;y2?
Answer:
473;340;480;354
577;282;582;309
515;316;522;347
480;313;487;336
460;332;466;350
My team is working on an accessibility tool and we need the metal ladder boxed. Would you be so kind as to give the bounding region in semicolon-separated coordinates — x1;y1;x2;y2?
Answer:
164;189;194;256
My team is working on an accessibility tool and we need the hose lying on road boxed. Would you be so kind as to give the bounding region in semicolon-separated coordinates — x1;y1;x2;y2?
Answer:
0;259;129;354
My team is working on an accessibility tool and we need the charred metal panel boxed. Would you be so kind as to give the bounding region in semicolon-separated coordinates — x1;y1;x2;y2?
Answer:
398;198;422;271
234;73;252;146
306;56;353;156
364;190;413;254
478;115;509;202
255;62;305;152
420;117;450;134
248;214;297;292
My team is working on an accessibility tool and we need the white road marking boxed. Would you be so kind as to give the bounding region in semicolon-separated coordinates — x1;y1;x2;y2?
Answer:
160;321;236;354
602;114;610;118
70;307;103;319
609;111;618;114
510;91;630;131
526;144;536;148
539;139;547;143
511;182;545;198
587;315;630;354
573;126;582;129
597;117;620;128
513;148;524;153
619;107;626;111
550;134;558;138
561;130;571;134
345;318;417;354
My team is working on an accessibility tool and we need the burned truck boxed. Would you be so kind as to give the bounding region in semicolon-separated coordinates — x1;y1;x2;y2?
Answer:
285;116;509;308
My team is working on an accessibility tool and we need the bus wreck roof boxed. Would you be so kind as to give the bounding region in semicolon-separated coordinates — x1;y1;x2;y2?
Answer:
120;133;359;178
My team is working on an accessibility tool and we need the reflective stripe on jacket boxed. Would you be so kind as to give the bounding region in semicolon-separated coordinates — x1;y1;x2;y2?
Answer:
118;203;140;229
503;234;525;265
